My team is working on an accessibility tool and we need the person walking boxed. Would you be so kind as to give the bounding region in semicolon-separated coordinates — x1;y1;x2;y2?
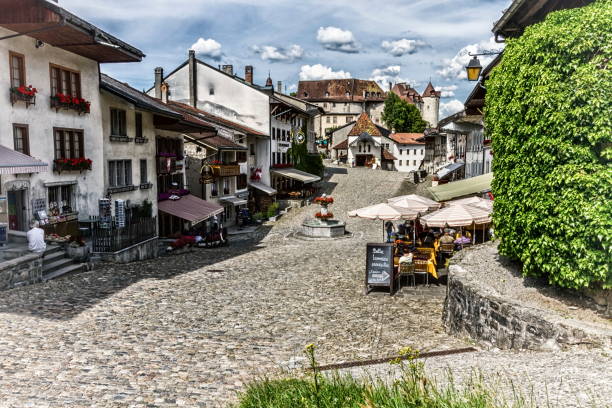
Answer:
385;221;396;243
27;220;46;254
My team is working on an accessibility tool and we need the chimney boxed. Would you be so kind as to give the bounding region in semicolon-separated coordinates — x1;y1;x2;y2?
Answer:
245;65;253;84
389;81;392;91
160;82;169;104
154;67;163;99
222;64;233;76
277;81;282;93
188;50;197;108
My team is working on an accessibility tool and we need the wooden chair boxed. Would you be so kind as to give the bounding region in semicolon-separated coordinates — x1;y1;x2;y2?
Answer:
399;262;415;288
440;242;454;256
413;259;429;286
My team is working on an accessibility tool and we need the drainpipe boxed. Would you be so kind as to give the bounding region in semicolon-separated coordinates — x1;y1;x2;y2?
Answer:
188;50;198;108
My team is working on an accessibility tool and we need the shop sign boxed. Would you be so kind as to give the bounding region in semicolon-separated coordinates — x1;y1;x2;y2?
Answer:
199;164;214;184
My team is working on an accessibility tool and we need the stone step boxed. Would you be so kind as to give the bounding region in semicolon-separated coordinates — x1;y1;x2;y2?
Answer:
43;250;66;264
43;257;74;274
44;245;64;256
42;263;87;282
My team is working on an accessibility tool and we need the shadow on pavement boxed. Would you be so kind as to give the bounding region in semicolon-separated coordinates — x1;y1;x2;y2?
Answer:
0;226;273;321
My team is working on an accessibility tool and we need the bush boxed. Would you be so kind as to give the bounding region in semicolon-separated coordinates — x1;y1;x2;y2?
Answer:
267;203;280;218
485;1;612;289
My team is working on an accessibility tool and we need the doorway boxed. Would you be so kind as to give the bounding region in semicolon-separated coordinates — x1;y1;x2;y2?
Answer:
8;189;27;231
355;154;373;167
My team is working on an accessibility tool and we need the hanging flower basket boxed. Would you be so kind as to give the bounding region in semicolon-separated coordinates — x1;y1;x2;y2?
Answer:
10;85;37;107
53;157;92;173
50;93;91;114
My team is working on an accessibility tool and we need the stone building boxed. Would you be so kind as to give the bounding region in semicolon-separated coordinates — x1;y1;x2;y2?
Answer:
391;81;441;128
296;79;386;140
388;133;426;173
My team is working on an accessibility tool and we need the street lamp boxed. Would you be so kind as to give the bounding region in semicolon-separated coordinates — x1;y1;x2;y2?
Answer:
466;56;482;81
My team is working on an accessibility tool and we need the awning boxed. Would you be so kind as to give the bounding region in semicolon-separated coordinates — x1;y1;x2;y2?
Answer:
428;173;493;202
158;194;223;225
437;162;465;179
0;145;48;174
249;181;277;196
219;195;247;206
271;168;321;184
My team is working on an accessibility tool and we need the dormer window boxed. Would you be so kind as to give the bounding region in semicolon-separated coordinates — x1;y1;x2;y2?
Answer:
303;92;308;97
325;92;330;97
345;92;350;97
365;92;369;98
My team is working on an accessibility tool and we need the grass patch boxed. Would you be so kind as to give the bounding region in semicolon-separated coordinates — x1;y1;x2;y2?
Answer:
235;346;527;408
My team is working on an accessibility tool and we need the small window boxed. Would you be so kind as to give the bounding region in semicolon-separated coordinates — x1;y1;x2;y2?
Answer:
282;152;286;164
223;177;230;195
111;108;127;136
282;129;286;141
414;149;416;155
209;87;215;95
48;185;74;213
303;92;308;97
13;124;29;155
249;143;255;156
9;52;25;88
333;116;337;124
323;103;327;108
345;92;350;97
50;64;81;98
236;151;247;162
211;181;218;197
109;159;132;187
359;144;362;153
332;103;336;107
325;92;330;97
413;160;417;166
367;144;371;153
326;116;331;124
399;160;402;166
237;174;247;190
272;128;276;140
140;159;148;184
346;117;351;124
135;112;143;139
399;149;403;155
54;128;84;159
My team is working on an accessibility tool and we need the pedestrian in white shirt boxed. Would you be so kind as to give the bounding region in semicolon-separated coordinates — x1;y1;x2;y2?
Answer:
27;220;46;254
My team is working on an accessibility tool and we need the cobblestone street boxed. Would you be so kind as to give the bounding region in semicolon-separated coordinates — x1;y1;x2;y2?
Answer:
0;166;464;407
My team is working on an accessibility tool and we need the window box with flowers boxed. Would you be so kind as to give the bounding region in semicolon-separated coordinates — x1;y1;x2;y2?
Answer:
10;85;37;107
50;93;91;114
53;157;92;173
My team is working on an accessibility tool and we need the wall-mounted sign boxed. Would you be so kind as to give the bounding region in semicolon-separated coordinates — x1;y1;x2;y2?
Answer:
277;142;291;148
365;243;396;295
293;130;305;144
199;164;214;184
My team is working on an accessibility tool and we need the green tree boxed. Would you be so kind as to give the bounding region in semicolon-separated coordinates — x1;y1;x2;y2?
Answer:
486;0;612;289
382;92;427;132
288;125;324;176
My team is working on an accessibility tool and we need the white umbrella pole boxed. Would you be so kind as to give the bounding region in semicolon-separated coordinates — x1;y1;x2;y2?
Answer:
473;223;476;244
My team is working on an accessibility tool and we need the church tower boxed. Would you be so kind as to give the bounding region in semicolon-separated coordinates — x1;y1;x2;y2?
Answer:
421;82;440;127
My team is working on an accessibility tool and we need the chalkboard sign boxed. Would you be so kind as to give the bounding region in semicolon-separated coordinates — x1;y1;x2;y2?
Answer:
365;243;396;295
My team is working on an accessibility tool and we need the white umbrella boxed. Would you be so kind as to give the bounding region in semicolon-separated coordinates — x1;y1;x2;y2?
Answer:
388;194;441;211
448;196;493;211
348;203;418;241
420;204;491;228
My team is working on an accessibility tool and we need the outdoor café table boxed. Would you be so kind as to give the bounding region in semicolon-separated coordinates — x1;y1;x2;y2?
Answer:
416;247;438;279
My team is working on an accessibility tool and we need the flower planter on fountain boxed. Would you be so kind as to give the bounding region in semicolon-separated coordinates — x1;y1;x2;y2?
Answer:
302;194;346;238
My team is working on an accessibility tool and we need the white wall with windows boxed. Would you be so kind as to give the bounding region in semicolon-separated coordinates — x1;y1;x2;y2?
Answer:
392;144;425;173
0;26;104;225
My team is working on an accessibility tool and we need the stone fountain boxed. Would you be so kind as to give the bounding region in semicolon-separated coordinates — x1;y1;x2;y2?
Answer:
301;194;346;238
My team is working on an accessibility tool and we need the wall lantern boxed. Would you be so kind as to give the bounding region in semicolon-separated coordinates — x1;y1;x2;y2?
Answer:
465;56;482;81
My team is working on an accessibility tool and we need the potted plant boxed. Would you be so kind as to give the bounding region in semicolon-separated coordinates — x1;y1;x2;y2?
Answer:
66;237;89;262
10;84;37;106
267;203;280;221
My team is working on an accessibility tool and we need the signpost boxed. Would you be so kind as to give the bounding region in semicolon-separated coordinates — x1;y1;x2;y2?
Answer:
365;243;396;295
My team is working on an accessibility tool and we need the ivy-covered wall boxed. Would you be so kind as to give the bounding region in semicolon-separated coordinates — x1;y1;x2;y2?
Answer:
486;0;611;289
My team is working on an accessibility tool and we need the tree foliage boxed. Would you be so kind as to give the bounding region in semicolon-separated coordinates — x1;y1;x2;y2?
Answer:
485;0;612;289
382;92;427;132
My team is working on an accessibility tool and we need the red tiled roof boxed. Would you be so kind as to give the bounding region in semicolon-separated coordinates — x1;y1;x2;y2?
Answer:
391;83;422;104
188;134;246;150
332;139;348;150
390;133;425;145
347;113;382;137
422;82;441;98
168;101;268;137
382;148;397;161
297;79;385;102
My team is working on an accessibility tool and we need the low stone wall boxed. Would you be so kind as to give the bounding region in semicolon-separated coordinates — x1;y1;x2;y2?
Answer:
0;252;43;291
94;237;159;264
443;244;612;351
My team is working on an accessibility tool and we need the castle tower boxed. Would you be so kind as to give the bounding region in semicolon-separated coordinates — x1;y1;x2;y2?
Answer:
421;82;440;127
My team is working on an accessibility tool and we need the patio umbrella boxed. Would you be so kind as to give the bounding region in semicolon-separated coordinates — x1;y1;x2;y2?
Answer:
388;194;441;211
348;203;418;241
420;203;491;228
448;196;493;211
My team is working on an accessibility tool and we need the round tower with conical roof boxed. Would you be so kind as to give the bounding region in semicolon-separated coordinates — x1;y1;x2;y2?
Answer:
421;82;440;127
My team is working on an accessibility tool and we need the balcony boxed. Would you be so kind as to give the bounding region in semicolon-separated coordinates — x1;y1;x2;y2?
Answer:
210;164;240;177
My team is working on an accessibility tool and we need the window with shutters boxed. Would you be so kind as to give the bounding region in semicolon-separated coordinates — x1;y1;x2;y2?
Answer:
53;128;84;159
111;108;127;136
49;64;81;97
135;112;143;139
109;160;132;187
9;52;25;88
140;159;148;184
13;124;29;155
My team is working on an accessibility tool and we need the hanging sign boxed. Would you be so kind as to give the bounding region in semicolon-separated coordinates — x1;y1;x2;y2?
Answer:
365;243;396;295
292;130;306;144
199;164;214;184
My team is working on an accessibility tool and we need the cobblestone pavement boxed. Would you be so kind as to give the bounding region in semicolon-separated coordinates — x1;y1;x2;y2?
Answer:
0;166;465;407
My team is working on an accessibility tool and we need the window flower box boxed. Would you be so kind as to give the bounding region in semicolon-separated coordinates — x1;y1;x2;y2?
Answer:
50;93;91;114
139;182;153;190
211;164;240;177
135;137;148;144
10;85;37;107
53;157;92;173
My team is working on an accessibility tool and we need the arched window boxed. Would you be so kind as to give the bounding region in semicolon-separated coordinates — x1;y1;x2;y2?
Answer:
345;91;350;97
325;91;330;97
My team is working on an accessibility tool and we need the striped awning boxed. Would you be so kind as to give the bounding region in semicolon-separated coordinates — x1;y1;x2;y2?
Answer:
0;145;48;174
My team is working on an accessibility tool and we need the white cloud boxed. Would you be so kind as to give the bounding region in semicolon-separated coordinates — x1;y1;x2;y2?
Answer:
369;65;418;90
381;38;428;56
190;37;222;60
437;85;458;98
316;26;359;53
440;99;464;118
437;37;503;80
299;64;351;81
251;44;304;62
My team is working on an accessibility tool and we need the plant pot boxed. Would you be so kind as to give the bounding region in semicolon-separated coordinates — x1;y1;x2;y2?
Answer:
66;245;89;262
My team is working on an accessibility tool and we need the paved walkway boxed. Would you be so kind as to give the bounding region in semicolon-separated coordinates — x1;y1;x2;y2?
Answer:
0;166;463;407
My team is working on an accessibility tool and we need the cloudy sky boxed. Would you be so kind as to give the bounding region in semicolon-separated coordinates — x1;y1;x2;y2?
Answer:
60;0;508;118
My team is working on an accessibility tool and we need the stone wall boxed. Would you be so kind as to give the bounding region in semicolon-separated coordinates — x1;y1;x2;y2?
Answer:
444;254;612;350
0;252;43;291
95;237;158;263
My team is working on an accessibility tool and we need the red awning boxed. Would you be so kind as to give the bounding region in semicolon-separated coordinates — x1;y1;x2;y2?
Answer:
158;194;223;225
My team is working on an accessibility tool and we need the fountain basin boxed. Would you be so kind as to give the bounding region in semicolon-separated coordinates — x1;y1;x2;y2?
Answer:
302;219;346;238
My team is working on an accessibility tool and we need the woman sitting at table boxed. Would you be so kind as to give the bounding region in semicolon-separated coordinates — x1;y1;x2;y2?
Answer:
454;232;472;248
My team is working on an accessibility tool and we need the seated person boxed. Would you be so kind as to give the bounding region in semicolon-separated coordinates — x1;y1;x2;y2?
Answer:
439;229;455;245
399;250;413;265
421;228;436;248
454;232;471;245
